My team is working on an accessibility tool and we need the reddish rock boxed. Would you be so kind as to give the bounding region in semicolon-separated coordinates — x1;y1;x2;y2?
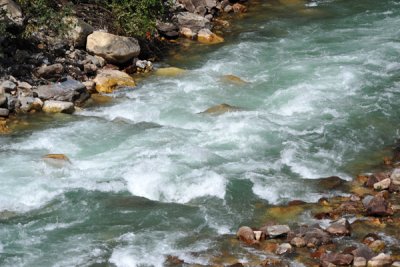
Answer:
320;252;354;266
232;3;247;13
237;226;257;245
365;194;393;217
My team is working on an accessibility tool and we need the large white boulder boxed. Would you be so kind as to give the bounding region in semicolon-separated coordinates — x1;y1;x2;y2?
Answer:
86;31;140;64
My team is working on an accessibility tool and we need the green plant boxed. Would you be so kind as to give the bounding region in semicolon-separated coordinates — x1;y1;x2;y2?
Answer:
16;0;72;37
109;0;167;37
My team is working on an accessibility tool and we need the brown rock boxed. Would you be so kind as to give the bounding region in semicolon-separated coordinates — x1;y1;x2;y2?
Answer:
232;3;247;13
201;103;241;115
368;240;385;253
326;218;351;236
236;226;256;245
365;195;393;217
290;236;306;247
35;64;64;78
320;253;353;266
197;29;224;44
94;69;136;93
304;228;331;248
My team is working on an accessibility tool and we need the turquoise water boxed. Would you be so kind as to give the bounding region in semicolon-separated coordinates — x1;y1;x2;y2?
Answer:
1;0;400;265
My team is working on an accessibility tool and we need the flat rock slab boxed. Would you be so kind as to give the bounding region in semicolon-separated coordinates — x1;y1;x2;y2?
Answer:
35;78;87;102
42;100;75;114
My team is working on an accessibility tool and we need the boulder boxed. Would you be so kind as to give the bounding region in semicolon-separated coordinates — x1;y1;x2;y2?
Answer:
34;63;64;79
86;31;140;64
18;96;35;112
64;17;94;47
176;12;211;33
364;194;393;216
156;21;179;39
265;225;290;238
93;69;136;93
35;78;88;103
326;218;351;236
180;27;196;39
1;80;16;93
197;28;224;44
320;253;353;266
236;226;257;245
201;103;241;114
42;100;75;114
367;253;392;267
373;178;391;191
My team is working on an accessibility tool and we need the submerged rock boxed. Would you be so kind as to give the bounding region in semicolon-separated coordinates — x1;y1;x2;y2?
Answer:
201;103;241;114
43;154;71;167
86;31;140;64
155;67;186;76
93;69;136;93
42;100;75;114
221;74;248;85
197;29;224;44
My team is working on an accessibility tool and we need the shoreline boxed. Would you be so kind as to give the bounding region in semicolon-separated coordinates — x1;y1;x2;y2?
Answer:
0;0;253;134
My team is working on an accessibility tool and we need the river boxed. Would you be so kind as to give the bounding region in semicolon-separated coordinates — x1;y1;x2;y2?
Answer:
1;0;400;266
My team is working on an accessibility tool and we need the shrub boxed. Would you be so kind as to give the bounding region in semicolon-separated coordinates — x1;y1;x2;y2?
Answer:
108;0;167;36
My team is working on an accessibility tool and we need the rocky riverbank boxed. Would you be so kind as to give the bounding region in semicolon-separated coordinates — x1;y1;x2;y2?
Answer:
0;0;250;133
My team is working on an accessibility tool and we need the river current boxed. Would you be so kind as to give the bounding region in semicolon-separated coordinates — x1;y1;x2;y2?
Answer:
1;0;400;265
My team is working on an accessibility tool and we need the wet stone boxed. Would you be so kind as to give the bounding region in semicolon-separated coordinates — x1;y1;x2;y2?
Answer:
367;253;392;267
320;252;354;266
352;245;374;261
326;218;351;236
353;257;367;267
290;236;306;247
373;178;391;191
265;225;291;238
276;243;292;255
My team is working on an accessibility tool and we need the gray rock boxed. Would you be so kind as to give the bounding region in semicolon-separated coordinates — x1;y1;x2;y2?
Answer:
64;17;94;47
352;245;374;261
176;12;211;33
373;178;391;191
35;78;87;103
6;94;19;111
224;5;233;13
1;80;16;92
362;195;374;207
86;31;140;64
42;100;74;114
266;225;290;238
18;96;35;112
0;108;9;117
34;63;64;78
156;21;179;38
